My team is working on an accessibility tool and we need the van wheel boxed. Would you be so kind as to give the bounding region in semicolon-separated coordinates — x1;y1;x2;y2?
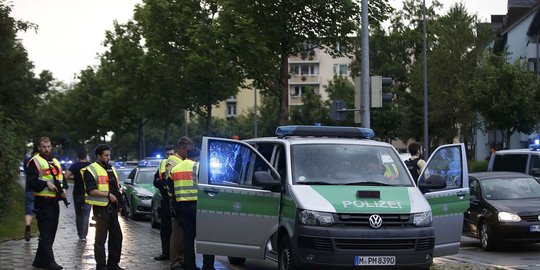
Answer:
279;237;296;270
480;221;497;251
227;257;246;265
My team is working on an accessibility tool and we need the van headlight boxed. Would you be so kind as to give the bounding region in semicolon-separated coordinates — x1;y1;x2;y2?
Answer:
498;212;521;222
136;194;152;201
298;210;334;226
413;211;432;227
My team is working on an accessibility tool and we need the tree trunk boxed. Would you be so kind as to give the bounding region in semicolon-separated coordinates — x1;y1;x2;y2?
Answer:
138;122;146;160
279;52;289;125
205;98;212;136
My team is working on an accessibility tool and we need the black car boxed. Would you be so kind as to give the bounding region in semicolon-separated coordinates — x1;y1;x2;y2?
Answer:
463;172;540;250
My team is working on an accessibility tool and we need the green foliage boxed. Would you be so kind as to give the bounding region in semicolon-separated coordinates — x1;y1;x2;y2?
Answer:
0;181;38;240
469;52;540;148
290;87;328;125
0;113;24;220
468;160;488;172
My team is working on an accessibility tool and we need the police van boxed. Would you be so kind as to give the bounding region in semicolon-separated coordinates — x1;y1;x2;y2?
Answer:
195;126;469;269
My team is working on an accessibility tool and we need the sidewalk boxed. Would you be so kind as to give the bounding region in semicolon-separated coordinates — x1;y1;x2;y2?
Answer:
0;185;226;270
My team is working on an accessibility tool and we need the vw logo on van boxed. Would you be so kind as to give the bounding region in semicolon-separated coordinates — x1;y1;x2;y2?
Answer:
538;215;540;221
369;214;382;229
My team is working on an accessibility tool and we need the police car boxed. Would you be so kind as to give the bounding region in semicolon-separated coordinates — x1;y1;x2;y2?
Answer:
195;126;469;270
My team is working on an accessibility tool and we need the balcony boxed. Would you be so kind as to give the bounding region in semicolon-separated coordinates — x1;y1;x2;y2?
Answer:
289;53;319;63
289;75;319;85
527;43;540;59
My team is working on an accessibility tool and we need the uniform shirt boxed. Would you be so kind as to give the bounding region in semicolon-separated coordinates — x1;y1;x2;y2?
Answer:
68;161;91;196
83;162;121;205
28;155;69;193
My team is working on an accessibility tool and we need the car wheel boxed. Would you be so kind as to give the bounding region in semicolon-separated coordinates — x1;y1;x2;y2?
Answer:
278;237;297;270
227;257;246;265
480;221;497;251
151;203;160;229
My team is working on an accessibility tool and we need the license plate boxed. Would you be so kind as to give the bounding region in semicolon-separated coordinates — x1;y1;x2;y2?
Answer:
531;225;540;232
354;256;396;266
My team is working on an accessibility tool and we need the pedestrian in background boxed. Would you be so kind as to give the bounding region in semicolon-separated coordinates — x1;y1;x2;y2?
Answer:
64;148;91;241
23;145;38;242
29;137;67;270
82;144;124;270
170;147;215;270
167;136;194;270
405;142;426;181
152;145;178;261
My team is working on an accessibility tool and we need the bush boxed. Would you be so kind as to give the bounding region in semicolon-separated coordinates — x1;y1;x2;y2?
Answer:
468;160;488;172
0;112;24;221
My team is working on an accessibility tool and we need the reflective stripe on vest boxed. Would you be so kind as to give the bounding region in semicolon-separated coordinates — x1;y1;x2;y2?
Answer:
170;160;198;202
32;155;64;198
165;155;183;197
82;163;120;206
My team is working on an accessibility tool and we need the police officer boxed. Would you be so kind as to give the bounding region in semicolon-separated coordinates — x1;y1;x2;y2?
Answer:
29;137;67;270
170;148;215;270
82;144;124;270
153;145;178;261
167;137;193;270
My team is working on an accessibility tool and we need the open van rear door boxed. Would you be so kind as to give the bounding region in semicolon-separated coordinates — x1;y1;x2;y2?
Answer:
420;143;469;257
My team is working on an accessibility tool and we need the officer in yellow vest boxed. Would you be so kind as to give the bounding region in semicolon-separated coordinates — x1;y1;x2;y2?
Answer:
82;144;124;270
167;137;193;270
28;137;67;270
152;145;176;261
169;148;215;270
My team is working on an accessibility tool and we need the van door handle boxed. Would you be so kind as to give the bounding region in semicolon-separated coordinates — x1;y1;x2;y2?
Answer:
203;188;218;197
456;191;466;199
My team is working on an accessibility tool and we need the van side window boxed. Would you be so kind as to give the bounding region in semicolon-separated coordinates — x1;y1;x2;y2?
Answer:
492;154;527;173
529;155;540;174
208;140;275;189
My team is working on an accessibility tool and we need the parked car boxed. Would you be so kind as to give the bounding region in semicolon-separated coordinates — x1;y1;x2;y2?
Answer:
121;167;157;220
463;172;540;251
487;148;540;176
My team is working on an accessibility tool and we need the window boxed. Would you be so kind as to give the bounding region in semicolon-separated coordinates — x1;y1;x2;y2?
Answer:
419;145;463;190
333;64;349;76
208;140;276;188
290;64;316;75
334;42;346;53
291;86;303;97
227;102;236;117
492;154;528;173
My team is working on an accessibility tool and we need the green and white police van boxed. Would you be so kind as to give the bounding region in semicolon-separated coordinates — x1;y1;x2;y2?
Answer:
195;126;469;270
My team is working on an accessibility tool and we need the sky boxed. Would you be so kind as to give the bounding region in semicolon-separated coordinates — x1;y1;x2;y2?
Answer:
10;0;508;84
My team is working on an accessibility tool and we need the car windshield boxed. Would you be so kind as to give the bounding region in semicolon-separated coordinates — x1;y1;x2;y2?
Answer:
136;170;155;184
291;144;412;186
481;177;540;200
116;168;132;182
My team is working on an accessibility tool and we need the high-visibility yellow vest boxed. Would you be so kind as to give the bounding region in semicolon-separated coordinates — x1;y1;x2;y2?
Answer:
81;162;120;206
384;163;399;179
164;155;183;197
32;155;64;198
170;159;199;202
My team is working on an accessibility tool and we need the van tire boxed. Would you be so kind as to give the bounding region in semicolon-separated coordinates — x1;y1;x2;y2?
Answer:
278;237;296;270
227;257;246;265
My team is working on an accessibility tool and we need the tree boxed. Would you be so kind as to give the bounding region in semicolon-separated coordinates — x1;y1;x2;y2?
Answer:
218;0;392;125
323;75;355;126
470;52;540;148
289;87;328;125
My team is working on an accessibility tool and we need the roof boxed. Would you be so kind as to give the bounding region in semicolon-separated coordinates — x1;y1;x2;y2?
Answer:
499;2;540;35
246;136;391;147
509;0;539;7
470;171;532;179
494;148;539;154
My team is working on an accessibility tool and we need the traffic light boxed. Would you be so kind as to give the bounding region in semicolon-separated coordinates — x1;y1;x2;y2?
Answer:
370;76;393;108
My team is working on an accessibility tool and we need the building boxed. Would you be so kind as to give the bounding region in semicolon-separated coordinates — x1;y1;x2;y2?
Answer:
212;48;354;119
474;0;540;159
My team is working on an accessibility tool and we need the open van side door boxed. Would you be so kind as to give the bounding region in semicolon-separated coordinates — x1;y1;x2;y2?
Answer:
419;143;469;257
196;137;282;259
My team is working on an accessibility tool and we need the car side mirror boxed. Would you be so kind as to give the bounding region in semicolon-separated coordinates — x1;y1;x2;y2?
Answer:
254;171;281;192
124;180;132;186
418;175;447;190
531;168;540;177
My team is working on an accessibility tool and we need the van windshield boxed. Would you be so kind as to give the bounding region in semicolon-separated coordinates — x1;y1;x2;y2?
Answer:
291;144;413;186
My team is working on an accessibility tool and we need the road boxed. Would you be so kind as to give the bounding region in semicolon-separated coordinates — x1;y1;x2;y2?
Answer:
2;175;539;269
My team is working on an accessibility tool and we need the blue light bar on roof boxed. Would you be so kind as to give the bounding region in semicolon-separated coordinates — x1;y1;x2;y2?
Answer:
275;125;375;139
